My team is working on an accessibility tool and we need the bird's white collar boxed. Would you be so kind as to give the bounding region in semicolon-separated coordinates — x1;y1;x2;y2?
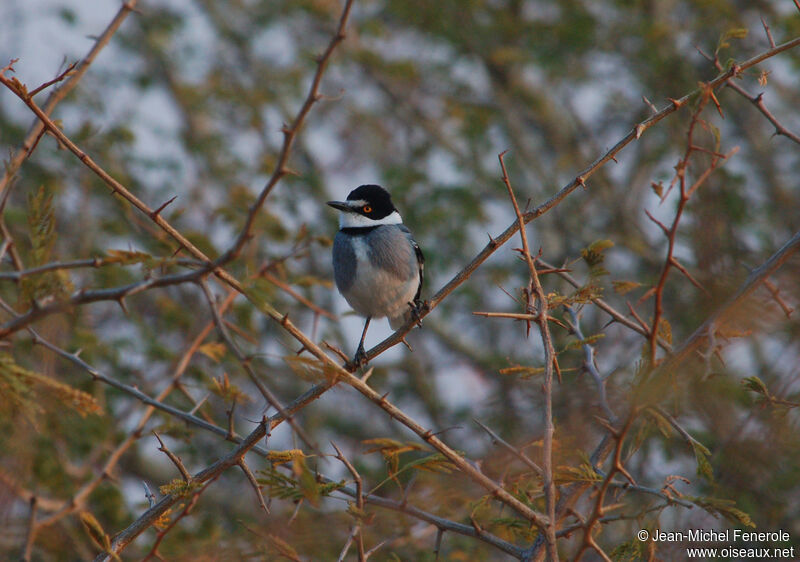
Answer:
339;210;403;229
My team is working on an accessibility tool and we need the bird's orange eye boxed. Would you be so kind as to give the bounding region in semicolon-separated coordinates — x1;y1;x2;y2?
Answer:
363;205;372;213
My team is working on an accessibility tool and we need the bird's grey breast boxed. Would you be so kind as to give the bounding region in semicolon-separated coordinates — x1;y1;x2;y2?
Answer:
366;225;416;280
332;231;358;292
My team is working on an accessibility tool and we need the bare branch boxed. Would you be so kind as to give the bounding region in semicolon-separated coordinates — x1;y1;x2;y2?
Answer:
238;460;269;515
198;278;319;453
359;36;800;365
498;151;558;559
221;0;356;262
153;432;192;482
473;419;542;475
0;0;139;195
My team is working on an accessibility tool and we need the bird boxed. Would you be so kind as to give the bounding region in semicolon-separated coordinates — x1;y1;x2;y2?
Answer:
327;184;424;366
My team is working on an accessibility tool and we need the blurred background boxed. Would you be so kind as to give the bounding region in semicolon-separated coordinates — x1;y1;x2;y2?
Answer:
1;0;799;559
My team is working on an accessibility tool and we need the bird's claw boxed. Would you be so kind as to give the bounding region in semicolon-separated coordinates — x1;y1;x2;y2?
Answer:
408;300;426;328
352;344;369;369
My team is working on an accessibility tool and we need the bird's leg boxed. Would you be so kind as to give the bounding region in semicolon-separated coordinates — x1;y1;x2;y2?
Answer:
354;317;371;367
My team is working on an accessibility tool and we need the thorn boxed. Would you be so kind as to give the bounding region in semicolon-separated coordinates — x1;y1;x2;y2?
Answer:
668;97;683;109
117;297;129;315
150;195;177;219
360;366;375;383
634;123;645;139
400;336;413;351
709;90;724;119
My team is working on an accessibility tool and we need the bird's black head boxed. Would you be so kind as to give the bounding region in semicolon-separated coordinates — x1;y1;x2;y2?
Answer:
344;184;396;219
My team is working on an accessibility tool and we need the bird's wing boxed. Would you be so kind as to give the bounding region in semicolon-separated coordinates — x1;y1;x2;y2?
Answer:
399;225;424;302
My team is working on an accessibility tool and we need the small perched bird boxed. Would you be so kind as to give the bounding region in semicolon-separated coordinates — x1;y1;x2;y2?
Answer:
327;184;424;366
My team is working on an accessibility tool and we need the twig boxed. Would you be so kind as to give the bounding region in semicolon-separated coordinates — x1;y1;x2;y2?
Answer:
498;151;558;559
537;258;672;352
473;419;542;475
0;256;202;281
238;459;269;514
220;0;355;262
0;266;214;339
653;229;800;379
357;36;800;365
565;306;616;422
260;270;336;320
198;278;319;453
647;87;728;365
761;17;775;49
763;278;793;318
94;419;271;561
153;432;192;482
0;0;139;195
27;61;77;98
573;414;635;562
332;442;365;561
335;488;526;558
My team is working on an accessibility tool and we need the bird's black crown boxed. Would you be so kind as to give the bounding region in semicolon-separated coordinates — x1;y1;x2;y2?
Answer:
347;184;396;219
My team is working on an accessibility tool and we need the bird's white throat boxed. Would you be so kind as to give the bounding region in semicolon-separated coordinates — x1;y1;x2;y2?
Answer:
339;210;403;229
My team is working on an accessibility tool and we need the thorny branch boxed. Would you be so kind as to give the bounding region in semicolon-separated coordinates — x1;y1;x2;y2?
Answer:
358;35;800;365
1;6;799;558
497;151;559;560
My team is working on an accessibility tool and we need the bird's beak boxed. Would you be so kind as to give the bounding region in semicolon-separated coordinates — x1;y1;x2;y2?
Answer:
326;200;353;212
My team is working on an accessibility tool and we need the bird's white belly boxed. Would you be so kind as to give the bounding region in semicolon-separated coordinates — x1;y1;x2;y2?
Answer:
342;238;418;322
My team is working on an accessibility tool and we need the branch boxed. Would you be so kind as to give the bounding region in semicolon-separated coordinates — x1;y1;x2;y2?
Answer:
0;266;213;339
198;279;319;453
220;0;355;261
473;419;542;475
93;419;271;561
0;0;139;195
498;151;559;558
565;306;616;422
654;229;800;378
335;488;526;559
358;35;800;365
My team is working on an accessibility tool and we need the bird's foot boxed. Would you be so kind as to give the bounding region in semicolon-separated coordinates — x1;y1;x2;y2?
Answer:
407;299;426;328
352;343;369;369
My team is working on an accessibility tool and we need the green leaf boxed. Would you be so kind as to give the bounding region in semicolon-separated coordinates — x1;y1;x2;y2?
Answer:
498;365;545;379
689;496;755;527
691;440;714;482
562;333;605;352
612;280;641;295
741;375;769;397
21;185;74;302
581;239;614;267
292;453;320;507
0;353;102;421
198;342;227;363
